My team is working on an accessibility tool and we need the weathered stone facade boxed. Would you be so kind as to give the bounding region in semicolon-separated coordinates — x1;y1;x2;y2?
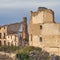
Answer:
22;17;28;39
0;25;19;46
28;7;60;56
0;17;28;46
6;34;19;46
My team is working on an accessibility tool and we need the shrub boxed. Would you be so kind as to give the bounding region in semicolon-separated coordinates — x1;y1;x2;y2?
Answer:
0;46;18;52
16;46;42;60
19;46;42;55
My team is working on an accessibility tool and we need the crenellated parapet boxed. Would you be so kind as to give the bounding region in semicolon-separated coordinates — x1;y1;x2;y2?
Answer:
30;7;55;23
30;7;54;16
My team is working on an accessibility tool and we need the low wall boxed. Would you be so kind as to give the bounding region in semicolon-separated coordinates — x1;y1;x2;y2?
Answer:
0;51;16;60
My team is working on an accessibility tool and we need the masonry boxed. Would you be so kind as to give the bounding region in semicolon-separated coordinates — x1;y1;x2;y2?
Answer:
28;7;60;56
0;17;28;46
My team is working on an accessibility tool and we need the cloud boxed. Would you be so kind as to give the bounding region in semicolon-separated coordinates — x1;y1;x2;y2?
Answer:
0;0;60;24
0;0;60;9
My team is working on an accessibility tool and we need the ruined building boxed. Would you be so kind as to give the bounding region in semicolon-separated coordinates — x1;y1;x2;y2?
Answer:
21;17;28;40
28;7;60;56
0;17;28;46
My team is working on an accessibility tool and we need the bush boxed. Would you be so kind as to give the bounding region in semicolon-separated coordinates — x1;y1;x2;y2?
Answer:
0;46;18;52
16;46;50;60
16;46;42;60
19;46;42;55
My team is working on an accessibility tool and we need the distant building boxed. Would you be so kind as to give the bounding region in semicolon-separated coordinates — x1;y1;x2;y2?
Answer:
6;34;19;46
28;7;60;56
0;17;28;46
0;25;19;46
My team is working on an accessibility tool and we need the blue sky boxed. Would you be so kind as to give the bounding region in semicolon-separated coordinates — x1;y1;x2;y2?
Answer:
0;0;60;25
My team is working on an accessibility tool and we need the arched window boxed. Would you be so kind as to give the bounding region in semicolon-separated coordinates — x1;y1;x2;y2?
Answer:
4;41;6;46
11;41;13;46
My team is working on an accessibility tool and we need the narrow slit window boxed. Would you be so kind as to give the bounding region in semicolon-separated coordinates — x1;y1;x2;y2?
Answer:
40;37;42;42
40;25;42;29
31;34;32;41
0;33;1;39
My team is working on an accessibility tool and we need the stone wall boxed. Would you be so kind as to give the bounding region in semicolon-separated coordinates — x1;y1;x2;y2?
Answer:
6;34;19;46
0;17;28;46
0;26;7;45
28;7;60;56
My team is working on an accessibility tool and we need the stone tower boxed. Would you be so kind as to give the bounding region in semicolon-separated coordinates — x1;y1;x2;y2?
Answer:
30;7;54;24
22;17;28;39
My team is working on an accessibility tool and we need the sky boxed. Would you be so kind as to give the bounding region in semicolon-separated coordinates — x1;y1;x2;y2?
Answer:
0;0;60;25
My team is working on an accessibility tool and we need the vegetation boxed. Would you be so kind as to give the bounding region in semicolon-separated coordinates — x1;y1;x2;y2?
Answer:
0;46;51;60
16;46;50;60
0;46;18;52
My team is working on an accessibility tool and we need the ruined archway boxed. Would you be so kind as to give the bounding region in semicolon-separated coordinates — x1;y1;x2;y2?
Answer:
11;41;13;46
4;41;6;46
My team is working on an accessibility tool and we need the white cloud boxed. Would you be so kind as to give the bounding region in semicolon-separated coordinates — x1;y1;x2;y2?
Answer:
0;0;60;9
0;0;60;23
